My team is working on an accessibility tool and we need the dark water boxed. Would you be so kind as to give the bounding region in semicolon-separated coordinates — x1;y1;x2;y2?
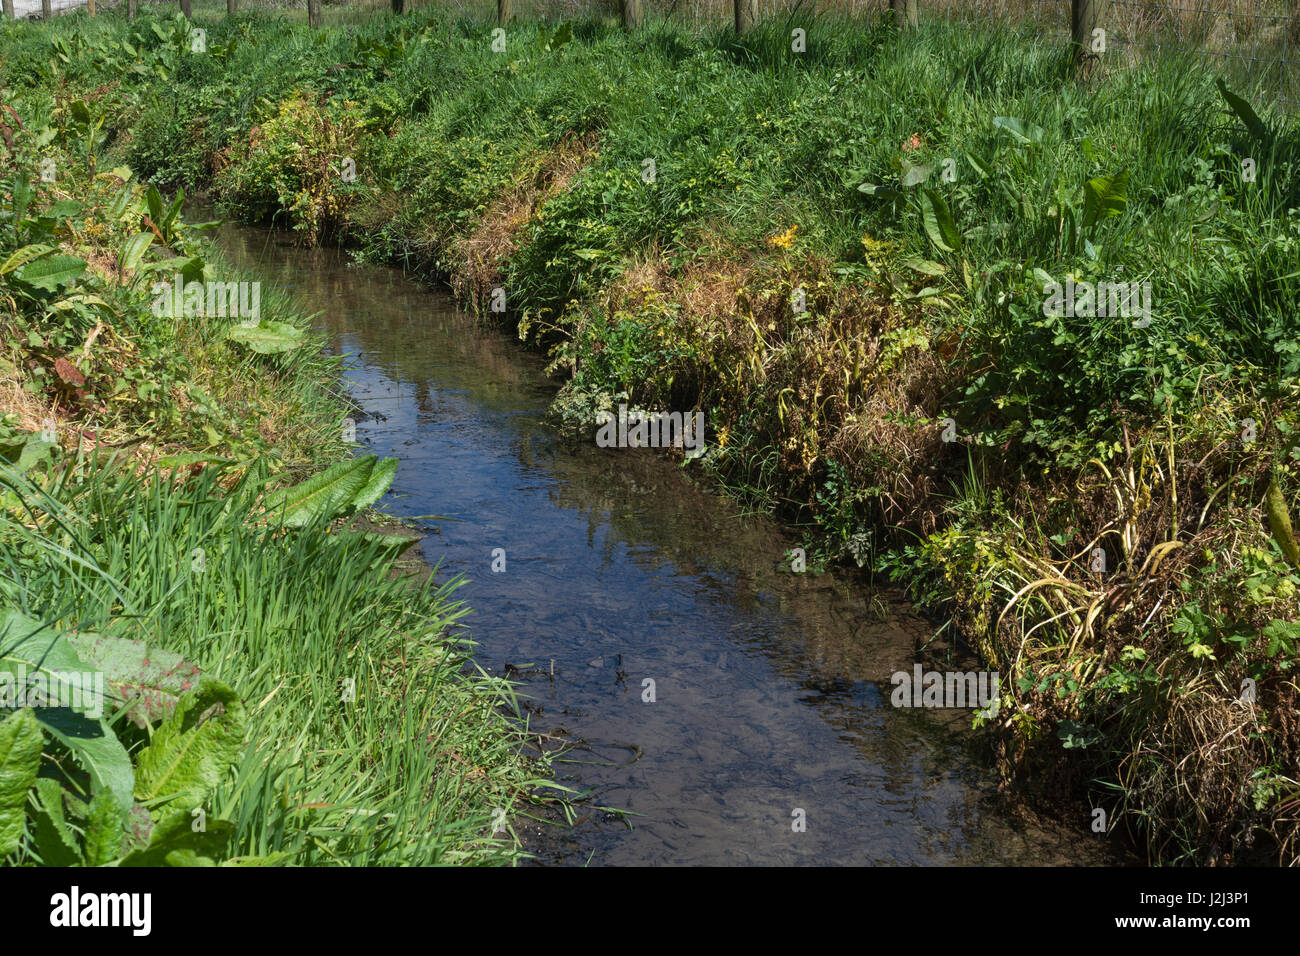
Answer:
214;222;1126;866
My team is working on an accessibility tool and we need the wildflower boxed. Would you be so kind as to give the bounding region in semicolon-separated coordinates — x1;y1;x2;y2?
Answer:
768;224;799;249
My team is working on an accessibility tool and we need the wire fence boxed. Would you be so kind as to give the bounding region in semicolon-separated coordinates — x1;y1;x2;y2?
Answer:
23;0;1299;106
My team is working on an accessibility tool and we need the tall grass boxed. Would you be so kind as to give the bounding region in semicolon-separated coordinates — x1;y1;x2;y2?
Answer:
0;453;546;864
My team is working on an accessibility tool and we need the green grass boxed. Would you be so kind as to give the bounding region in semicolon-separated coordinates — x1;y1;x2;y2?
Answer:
4;2;1299;864
1;455;545;865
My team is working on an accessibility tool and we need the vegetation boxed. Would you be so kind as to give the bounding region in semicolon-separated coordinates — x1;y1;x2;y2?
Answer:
0;42;545;865
4;3;1298;864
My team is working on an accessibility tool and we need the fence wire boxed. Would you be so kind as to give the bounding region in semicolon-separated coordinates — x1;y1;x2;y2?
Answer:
85;0;1300;107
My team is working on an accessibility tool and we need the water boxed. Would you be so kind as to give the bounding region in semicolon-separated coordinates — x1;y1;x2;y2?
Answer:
214;222;1126;866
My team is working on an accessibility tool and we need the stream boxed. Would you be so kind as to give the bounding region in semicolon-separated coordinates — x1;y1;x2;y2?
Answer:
214;220;1127;867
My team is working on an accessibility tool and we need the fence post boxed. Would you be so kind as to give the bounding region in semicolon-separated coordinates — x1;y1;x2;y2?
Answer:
228;0;238;16
890;0;918;29
2;0;13;21
623;0;643;28
734;0;756;34
1071;0;1111;57
127;0;136;18
87;0;95;14
498;0;512;25
308;0;321;28
43;0;52;17
181;0;192;18
392;0;407;13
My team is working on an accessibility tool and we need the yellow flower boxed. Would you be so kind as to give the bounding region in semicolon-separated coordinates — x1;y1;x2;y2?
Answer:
767;224;799;249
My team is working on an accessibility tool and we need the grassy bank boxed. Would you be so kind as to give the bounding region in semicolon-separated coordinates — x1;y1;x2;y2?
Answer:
0;77;543;865
5;5;1298;864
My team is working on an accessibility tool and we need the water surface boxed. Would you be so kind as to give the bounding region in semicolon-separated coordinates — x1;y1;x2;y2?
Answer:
215;223;1125;867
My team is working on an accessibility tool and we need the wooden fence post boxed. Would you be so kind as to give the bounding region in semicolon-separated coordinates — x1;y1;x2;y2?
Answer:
2;0;14;22
392;0;407;12
127;0;136;18
87;0;96;15
890;0;918;29
498;0;512;25
623;0;642;28
1071;0;1111;56
43;0;53;17
734;0;756;34
181;0;192;19
228;0;238;16
308;0;321;28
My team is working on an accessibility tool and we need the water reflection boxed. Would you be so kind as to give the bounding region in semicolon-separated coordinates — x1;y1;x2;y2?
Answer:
213;223;1128;867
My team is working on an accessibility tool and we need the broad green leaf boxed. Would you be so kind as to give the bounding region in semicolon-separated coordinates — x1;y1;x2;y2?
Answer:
262;456;377;528
35;708;135;815
225;320;307;354
12;254;86;291
32;777;82;866
145;185;164;225
1266;477;1300;571
549;21;573;49
0;709;43;858
155;452;236;470
900;161;931;188
858;183;900;201
347;531;420;557
118;232;154;273
965;151;993;178
1216;79;1270;141
993;116;1044;145
901;258;947;276
133;679;246;815
920;189;962;253
64;633;202;730
0;612;134;812
163;188;185;233
348;456;398;512
1;611;102;716
48;199;84;220
118;810;234;867
0;243;57;275
82;786;125;866
98;165;134;185
1082;169;1129;230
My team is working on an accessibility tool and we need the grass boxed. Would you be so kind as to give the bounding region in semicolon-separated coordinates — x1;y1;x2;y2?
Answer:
0;57;548;865
1;455;547;864
4;2;1299;864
